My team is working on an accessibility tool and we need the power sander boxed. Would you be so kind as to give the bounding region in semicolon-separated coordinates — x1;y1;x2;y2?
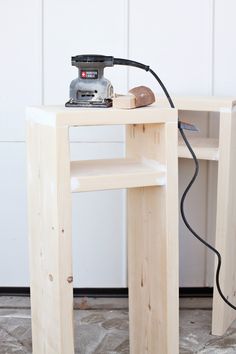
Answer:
65;54;196;130
66;55;114;107
65;54;157;108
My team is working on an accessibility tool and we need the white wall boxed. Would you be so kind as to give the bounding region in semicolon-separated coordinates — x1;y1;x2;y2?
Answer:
0;0;235;287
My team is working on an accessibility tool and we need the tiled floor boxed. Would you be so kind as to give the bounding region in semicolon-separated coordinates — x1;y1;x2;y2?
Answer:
0;296;236;353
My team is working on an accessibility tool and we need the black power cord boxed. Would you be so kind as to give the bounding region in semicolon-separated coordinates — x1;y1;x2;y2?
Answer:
114;57;236;311
179;126;236;310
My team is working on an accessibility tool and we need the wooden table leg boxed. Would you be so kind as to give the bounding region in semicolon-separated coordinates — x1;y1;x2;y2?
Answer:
27;122;74;353
212;108;236;335
127;123;179;354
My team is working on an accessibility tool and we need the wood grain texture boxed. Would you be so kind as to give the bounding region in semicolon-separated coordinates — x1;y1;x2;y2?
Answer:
113;87;155;109
27;122;74;354
178;137;219;160
113;94;136;109
70;158;166;192
212;108;236;335
27;106;178;353
163;96;236;335
157;96;236;112
127;123;179;354
26;105;177;127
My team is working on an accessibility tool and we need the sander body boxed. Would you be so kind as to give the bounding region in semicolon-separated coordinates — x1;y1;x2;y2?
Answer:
66;55;114;108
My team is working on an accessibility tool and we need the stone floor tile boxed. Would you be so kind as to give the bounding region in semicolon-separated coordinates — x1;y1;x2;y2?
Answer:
0;297;235;353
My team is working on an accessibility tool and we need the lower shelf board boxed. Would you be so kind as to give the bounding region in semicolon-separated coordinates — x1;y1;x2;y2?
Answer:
178;137;219;161
70;158;166;192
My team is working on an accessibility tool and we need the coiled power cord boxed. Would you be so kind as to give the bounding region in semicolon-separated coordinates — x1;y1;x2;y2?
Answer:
113;57;236;311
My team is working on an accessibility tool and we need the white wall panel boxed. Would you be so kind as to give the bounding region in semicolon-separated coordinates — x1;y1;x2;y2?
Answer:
214;0;236;94
0;143;28;286
0;142;125;287
0;0;42;141
179;160;208;286
1;0;231;288
128;0;213;96
205;0;236;284
72;189;126;287
178;112;210;286
71;142;126;288
129;0;214;287
42;0;128;288
43;0;128;142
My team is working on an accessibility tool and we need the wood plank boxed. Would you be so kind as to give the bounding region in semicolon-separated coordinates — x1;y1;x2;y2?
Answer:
26;105;177;127
27;122;74;353
212;109;236;335
113;94;136;109
178;137;219;160
70;158;166;192
157;96;236;112
127;122;179;354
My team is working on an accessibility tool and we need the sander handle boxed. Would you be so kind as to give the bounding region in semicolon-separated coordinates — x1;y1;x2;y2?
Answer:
113;58;150;71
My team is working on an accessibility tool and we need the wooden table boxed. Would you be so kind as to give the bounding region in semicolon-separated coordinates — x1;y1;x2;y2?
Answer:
159;96;236;336
26;105;179;354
